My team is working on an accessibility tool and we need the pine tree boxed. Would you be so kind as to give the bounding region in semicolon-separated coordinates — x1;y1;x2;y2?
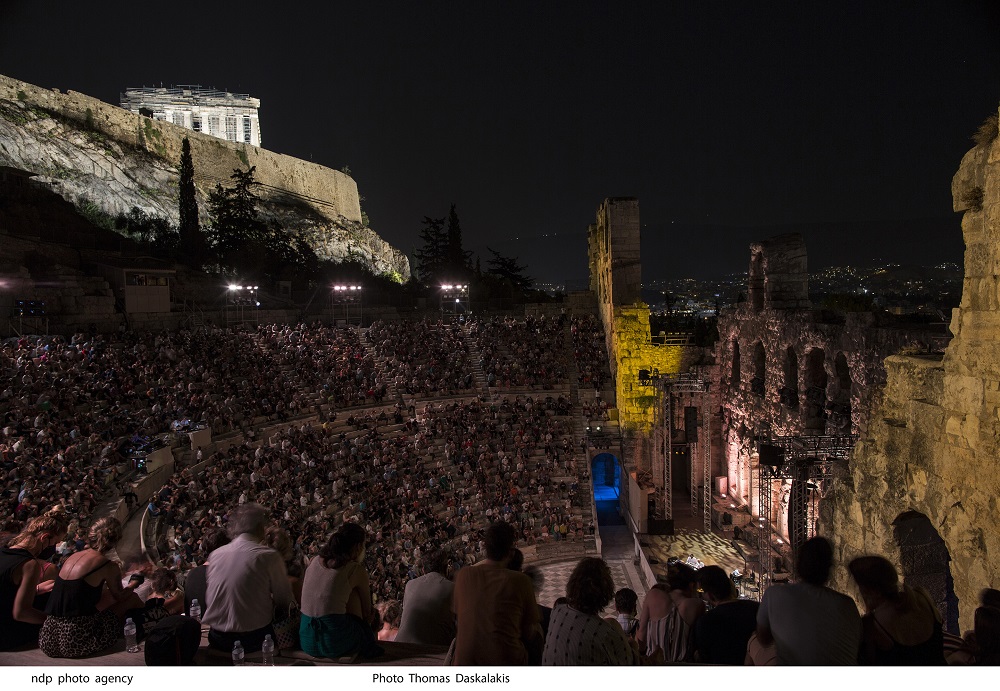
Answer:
207;166;268;275
486;247;533;292
413;216;447;284
177;138;203;264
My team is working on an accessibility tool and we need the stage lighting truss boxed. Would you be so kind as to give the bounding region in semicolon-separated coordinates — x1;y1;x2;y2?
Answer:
331;285;363;324
440;283;470;316
754;433;857;593
647;371;713;534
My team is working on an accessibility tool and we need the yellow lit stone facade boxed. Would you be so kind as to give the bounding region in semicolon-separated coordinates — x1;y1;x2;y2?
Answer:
827;111;1000;632
587;198;691;433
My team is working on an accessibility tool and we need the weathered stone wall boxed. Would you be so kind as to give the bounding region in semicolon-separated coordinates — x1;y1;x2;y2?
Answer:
586;197;708;527
828;111;1000;631
0;74;361;223
717;234;947;544
588;197;696;433
748;234;811;310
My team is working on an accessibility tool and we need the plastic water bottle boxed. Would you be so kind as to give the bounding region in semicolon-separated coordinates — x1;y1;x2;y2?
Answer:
261;634;275;666
232;640;245;666
124;617;139;653
189;598;201;622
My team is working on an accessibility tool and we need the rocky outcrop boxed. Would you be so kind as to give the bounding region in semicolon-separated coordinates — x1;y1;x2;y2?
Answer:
0;74;409;280
828;108;1000;632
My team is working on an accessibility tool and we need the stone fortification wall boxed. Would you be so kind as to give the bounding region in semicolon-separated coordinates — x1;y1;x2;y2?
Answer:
586;196;707;532
828;111;1000;632
0;74;361;223
588;197;696;433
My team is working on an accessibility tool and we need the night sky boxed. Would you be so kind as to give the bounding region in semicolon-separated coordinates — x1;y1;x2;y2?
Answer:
1;2;998;282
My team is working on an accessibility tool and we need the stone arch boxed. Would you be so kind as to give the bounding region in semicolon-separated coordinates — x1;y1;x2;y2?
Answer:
830;352;852;432
804;348;827;431
893;511;960;633
781;346;799;410
751;341;766;397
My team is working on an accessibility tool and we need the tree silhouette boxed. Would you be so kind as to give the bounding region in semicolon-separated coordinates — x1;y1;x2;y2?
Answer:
445;203;472;277
207;167;268;275
413;215;447;284
486;247;532;291
177;138;203;265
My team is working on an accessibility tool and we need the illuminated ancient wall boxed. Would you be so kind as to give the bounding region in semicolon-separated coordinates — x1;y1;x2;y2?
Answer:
827;115;1000;631
718;235;946;543
587;197;690;434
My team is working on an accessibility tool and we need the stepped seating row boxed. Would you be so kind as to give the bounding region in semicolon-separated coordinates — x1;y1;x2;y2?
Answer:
153;393;595;605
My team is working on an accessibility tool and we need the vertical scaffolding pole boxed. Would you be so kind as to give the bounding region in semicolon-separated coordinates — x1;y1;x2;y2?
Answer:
703;391;712;534
664;385;673;520
690;395;698;519
758;466;774;592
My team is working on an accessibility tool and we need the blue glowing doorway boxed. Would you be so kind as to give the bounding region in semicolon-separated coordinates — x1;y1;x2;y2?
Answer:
592;453;624;526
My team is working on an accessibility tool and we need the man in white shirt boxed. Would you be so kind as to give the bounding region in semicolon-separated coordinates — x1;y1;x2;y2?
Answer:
202;503;294;653
395;549;456;646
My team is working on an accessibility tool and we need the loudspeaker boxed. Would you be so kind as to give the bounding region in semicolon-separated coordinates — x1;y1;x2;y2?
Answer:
684;406;699;442
758;444;784;468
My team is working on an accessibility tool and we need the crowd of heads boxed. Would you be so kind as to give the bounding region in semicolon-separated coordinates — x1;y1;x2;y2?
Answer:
367;320;474;397
469;315;567;389
570;315;609;391
3;310;613;536
153;389;593;605
1;312;648;663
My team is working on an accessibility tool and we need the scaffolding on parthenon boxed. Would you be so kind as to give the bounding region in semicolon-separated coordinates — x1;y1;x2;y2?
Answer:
754;434;856;591
647;371;712;534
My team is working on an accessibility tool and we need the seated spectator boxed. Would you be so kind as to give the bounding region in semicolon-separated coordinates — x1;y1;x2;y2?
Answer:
299;522;383;659
638;563;704;662
201;503;293;654
39;517;142;658
263;524;304;605
972;605;1000;665
949;589;1000;664
395;548;455;646
757;536;861;665
523;566;552;644
611;587;639;638
452;521;541;665
0;507;69;650
542;557;639;665
848;555;945;665
636;578;670;657
182;527;229;617
139;568;184;634
693;565;759;664
376;600;402;641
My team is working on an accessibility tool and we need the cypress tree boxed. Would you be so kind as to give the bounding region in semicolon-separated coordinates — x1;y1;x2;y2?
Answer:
445;203;472;276
178;138;203;264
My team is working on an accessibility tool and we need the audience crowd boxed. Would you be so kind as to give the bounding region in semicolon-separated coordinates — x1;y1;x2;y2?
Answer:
469;315;567;389
3;315;996;667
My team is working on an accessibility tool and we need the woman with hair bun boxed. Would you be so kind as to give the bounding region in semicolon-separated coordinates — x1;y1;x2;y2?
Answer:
0;507;69;650
848;555;945;665
39;516;143;658
299;522;383;659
